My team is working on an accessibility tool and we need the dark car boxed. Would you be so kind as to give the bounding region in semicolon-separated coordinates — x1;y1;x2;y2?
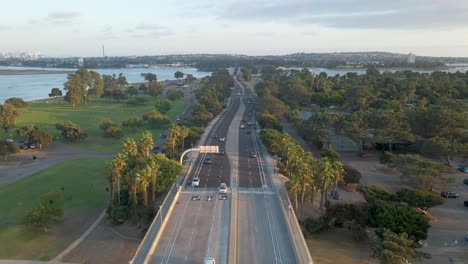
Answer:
218;148;225;155
464;201;468;207
19;143;29;150
246;130;251;134
204;157;213;164
441;191;460;198
331;190;341;200
458;167;468;173
463;179;468;185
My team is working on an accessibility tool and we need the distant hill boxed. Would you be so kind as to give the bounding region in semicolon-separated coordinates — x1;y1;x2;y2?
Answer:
1;52;467;71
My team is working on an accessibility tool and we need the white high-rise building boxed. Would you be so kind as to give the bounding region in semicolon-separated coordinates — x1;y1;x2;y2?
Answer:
407;53;416;64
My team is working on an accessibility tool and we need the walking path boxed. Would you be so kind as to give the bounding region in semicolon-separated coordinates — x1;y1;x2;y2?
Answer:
0;142;114;186
53;209;107;261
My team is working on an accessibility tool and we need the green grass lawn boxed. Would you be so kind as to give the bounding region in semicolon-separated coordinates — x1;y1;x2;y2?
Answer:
2;96;188;152
0;157;109;260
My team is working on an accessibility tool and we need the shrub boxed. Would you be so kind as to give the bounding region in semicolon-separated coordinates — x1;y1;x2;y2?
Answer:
302;218;328;235
99;118;117;131
0;140;20;156
155;98;172;113
16;125;53;146
396;188;444;209
122;117;143;128
357;185;398;204
107;205;129;224
56;121;88;142
21;203;64;231
320;149;341;161
104;126;124;139
166;88;184;101
343;165;362;185
367;202;430;241
5;97;28;108
380;151;396;167
143;110;170;127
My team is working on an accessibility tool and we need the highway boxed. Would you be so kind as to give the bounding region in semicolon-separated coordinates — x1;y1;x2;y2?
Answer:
145;70;300;264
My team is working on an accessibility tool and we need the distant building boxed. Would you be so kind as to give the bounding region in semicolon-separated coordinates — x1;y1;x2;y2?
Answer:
407;53;416;64
78;58;84;67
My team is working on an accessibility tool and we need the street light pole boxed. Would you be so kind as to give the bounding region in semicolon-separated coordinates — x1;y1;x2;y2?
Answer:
288;205;292;222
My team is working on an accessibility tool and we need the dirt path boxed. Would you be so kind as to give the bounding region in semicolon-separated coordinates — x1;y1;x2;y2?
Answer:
0;142;114;186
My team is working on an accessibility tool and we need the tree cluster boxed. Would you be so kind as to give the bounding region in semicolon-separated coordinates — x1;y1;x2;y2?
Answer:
63;69;104;107
0;102;22;133
16;125;54;147
260;128;345;218
142;110;171;127
106;131;182;223
55;121;88;142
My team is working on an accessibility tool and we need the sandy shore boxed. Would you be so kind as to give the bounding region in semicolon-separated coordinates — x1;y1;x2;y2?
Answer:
0;69;74;75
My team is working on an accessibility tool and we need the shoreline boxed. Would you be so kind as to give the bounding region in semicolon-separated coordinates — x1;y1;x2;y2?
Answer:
0;69;75;75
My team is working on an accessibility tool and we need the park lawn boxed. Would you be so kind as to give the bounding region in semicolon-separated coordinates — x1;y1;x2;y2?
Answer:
0;157;110;260
3;96;188;152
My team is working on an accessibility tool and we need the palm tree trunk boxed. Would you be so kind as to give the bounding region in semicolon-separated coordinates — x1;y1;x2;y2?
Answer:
300;186;306;220
132;186;138;206
117;178;121;205
151;181;156;203
332;179;338;195
319;190;325;216
294;193;298;211
142;190;148;207
110;182;114;204
310;187;315;208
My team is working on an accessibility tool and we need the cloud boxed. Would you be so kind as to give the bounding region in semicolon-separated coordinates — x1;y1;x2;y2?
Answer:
218;0;468;30
130;23;172;38
46;11;80;24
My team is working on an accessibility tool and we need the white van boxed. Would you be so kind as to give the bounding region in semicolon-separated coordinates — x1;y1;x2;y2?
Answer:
204;257;215;264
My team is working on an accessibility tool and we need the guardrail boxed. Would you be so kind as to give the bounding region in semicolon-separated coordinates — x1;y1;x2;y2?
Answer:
277;187;314;264
260;138;314;264
130;179;180;264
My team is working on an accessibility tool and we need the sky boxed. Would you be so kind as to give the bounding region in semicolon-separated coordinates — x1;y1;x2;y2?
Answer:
1;0;468;57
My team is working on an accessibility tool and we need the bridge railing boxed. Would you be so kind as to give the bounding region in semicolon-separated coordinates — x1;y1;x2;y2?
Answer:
130;181;179;264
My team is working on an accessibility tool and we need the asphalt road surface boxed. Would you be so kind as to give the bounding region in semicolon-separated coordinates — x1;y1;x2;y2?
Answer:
146;71;298;264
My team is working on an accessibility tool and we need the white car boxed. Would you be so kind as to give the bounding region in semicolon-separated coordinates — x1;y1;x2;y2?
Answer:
219;137;226;142
204;257;215;264
219;183;228;194
240;124;245;129
192;176;200;187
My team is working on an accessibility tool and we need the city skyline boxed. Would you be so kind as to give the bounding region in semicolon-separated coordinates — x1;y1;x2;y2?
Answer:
1;0;468;57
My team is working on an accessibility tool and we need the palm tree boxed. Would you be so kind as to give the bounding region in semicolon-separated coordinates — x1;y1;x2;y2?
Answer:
318;158;334;216
139;130;154;157
110;153;127;205
136;168;150;207
105;163;116;203
288;175;302;210
147;157;160;203
122;138;138;166
330;160;345;195
179;126;190;152
126;170;139;207
165;125;181;159
300;153;315;218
